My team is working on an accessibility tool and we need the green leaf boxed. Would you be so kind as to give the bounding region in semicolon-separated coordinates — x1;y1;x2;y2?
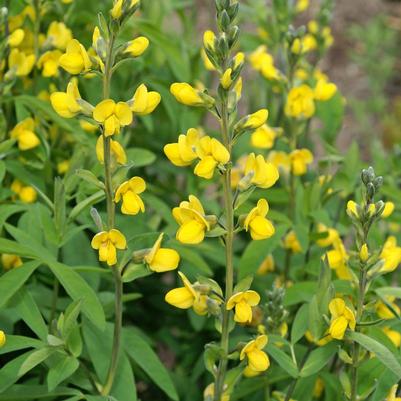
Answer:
233;275;253;294
300;343;337;377
0;385;81;400
291;303;309;345
266;343;298;378
0;335;43;355
347;331;401;378
75;169;105;189
122;263;152;283
19;347;56;376
0;260;41;309
125;147;156;167
47;355;79;391
123;327;179;401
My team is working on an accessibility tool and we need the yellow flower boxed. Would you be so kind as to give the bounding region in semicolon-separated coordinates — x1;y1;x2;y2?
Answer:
289;149;313;175
114;176;146;215
46;22;72;50
110;0;138;19
268;151;291;172
172;195;210;244
124;37;149;57
314;79;337;101
8;29;25;47
328;298;356;340
326;239;352;280
346;200;358;217
257;254;275;275
251;125;277;149
243;109;269;130
244;153;279;189
380;236;401;273
360;243;369;262
0;331;5;348
8;49;35;76
164;128;201;167
296;0;309;12
220;68;233;89
91;229;127;266
57;160;70;174
292;35;317;54
96;136;127;165
10;118;40;151
201;48;215;71
382;202;395;218
313;378;325;398
376;297;400;320
283;231;302;253
387;385;401;401
59;39;92;74
144;233;180;273
227;290;260;323
50;79;83;118
93;99;132;136
80;120;98;133
203;30;216;50
204;383;229;401
194;136;230;179
316;224;339;247
170;82;205;106
1;254;23;270
285;85;315;119
128;84;161;115
240;335;270;372
383;327;401;348
244;199;275;240
165;271;208;315
37;50;62;77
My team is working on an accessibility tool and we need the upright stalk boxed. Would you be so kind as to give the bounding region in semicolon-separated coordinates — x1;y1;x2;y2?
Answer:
100;32;123;396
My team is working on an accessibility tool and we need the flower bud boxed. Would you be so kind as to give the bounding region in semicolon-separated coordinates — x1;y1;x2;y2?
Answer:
0;330;5;348
360;244;369;262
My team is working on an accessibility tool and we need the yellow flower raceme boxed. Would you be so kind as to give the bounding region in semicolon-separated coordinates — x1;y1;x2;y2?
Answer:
1;254;23;270
226;290;260;323
115;176;146;215
240;335;270;372
172;195;210;244
59;39;92;74
283;230;302;253
251;124;277;149
170;82;207;107
289;149;313;175
93;99;132;136
8;49;35;77
244;199;275;240
8;29;25;47
37;50;62;77
128;84;161;115
244;153;279;189
380;236;401;273
124;37;149;57
91;229;127;266
165;271;208;315
328;298;356;340
285;85;315;119
164;128;201;166
0;331;5;348
50;79;83;118
194;136;230;179
46;22;72;50
144;233;180;272
10;118;40;151
96;136;127;165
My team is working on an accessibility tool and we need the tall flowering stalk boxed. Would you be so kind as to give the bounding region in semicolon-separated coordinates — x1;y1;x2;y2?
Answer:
165;1;279;399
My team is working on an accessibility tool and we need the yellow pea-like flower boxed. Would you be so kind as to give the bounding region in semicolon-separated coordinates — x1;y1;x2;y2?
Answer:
194;136;230;179
315;224;339;247
111;0;139;19
96;136;127;165
328;298;356;340
46;22;73;50
172;195;210;244
203;30;216;50
379;236;401;273
10;118;40;151
283;230;302;254
251;124;277;149
240;335;270;372
80;120;98;133
8;49;35;77
114;176;146;215
257;254;275;275
387;385;401;401
124;37;149;57
91;229;127;266
170;82;205;106
244;199;275;240
144;233;180;273
243;109;269;130
382;201;395;218
164;128;201;167
376;297;400;320
325;238;352;280
296;0;309;12
57;160;70;175
220;68;233;89
165;271;208;315
289;149;313;176
37;50;62;77
203;383;230;401
383;327;401;348
50;79;83;118
360;243;369;262
244;153;279;189
346;200;358;217
129;84;161;115
226;290;260;323
1;254;23;270
285;85;315;119
93;99;132;136
59;39;92;75
11;180;37;204
0;331;6;348
314;79;337;101
8;29;25;47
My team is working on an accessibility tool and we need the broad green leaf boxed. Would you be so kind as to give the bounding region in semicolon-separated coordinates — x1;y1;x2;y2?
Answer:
47;355;79;391
291;303;309;345
300;343;337;377
0;335;43;355
123;327;179;401
0;384;81;400
266;343;298;378
19;347;56;376
125;147;156;167
347;331;401;379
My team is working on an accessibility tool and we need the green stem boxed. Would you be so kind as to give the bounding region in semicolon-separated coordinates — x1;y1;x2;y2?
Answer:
214;97;234;401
